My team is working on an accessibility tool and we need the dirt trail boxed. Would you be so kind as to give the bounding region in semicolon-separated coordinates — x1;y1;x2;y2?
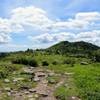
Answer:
33;68;67;100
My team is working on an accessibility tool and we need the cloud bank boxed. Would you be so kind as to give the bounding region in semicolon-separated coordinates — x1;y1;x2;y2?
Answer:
0;6;100;47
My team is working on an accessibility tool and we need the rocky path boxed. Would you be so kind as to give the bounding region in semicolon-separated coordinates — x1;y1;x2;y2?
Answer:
0;67;76;100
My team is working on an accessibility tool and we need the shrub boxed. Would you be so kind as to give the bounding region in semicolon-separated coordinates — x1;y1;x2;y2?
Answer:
0;71;7;78
63;58;75;65
42;61;49;66
12;57;38;67
92;50;100;62
52;61;59;65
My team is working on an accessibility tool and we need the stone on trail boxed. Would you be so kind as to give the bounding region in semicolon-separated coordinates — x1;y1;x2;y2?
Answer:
4;87;11;91
33;77;40;82
29;88;36;93
4;79;10;83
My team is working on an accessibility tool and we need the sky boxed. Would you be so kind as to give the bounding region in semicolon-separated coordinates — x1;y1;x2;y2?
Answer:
0;0;100;52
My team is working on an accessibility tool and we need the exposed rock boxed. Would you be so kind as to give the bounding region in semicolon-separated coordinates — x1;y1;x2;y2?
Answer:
4;79;10;83
34;94;39;98
33;77;40;82
20;86;30;90
64;72;74;76
23;68;34;74
48;79;56;84
29;98;36;100
48;72;55;76
80;61;88;65
7;92;11;96
24;91;30;94
4;87;11;91
42;79;48;84
29;88;36;93
13;77;24;83
35;72;46;77
64;83;68;87
68;96;81;100
28;94;33;98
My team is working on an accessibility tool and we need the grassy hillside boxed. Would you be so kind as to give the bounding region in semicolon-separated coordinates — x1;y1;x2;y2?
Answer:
46;41;100;56
0;41;100;100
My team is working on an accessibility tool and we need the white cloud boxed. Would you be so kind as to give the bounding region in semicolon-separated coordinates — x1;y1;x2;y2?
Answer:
29;30;100;46
10;6;53;32
29;32;75;43
0;33;11;43
52;12;100;30
75;12;100;21
75;30;100;46
0;5;100;47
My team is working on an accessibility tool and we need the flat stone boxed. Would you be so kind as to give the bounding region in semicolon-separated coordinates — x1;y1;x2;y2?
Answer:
34;94;39;98
13;77;25;83
20;86;30;90
48;79;56;84
64;72;74;75
4;79;10;83
33;77;40;82
24;91;30;94
7;92;11;96
4;87;11;91
28;94;33;98
48;72;55;76
80;62;88;65
29;88;36;93
29;98;36;100
35;72;46;77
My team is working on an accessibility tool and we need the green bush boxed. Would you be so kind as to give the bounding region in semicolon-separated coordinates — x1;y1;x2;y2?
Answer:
42;61;49;66
92;50;100;62
52;61;59;65
63;58;75;66
12;57;38;67
0;70;8;78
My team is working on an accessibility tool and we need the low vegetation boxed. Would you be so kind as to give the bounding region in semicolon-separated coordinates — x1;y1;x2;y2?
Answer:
0;41;100;100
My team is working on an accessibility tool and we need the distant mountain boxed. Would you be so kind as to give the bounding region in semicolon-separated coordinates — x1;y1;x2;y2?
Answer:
46;41;100;56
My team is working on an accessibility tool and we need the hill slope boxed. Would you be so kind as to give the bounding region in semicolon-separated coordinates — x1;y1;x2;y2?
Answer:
46;41;100;55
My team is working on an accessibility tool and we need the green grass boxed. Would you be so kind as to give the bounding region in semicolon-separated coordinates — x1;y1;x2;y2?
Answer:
0;52;100;100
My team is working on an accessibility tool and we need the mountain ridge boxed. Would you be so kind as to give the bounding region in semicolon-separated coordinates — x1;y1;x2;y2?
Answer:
46;41;100;55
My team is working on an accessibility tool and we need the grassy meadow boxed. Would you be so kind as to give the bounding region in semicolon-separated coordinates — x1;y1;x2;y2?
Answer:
0;50;100;100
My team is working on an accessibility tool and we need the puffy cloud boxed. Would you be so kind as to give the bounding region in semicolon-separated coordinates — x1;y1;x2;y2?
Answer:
29;32;75;43
0;33;11;43
0;6;53;44
0;18;11;43
29;30;100;46
52;12;100;30
75;12;100;21
10;6;53;32
75;30;100;46
0;5;100;46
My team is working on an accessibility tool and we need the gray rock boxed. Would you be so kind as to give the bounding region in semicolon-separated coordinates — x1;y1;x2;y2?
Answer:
33;77;40;82
4;87;11;91
29;88;36;93
4;79;10;83
48;79;56;84
80;62;88;65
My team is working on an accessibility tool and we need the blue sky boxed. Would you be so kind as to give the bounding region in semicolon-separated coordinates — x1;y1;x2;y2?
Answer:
0;0;100;52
